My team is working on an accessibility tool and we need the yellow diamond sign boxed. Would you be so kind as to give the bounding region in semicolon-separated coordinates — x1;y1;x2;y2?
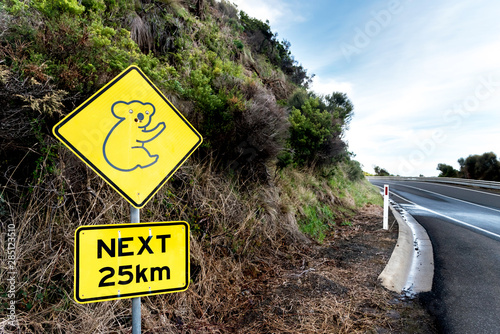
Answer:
53;65;202;208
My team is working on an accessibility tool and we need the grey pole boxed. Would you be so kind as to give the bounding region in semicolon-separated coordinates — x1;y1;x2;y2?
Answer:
130;205;141;334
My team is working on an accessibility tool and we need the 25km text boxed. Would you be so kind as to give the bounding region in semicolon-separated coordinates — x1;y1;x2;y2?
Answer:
99;264;170;287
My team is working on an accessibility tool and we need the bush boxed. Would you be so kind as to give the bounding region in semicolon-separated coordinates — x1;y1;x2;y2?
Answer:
231;84;288;178
285;91;354;167
374;166;391;176
176;46;288;180
233;39;244;50
32;0;85;17
288;97;332;165
344;159;364;181
216;0;239;20
437;163;458;177
277;149;293;170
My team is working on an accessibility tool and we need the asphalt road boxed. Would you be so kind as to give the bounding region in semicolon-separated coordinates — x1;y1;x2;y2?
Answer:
370;179;500;334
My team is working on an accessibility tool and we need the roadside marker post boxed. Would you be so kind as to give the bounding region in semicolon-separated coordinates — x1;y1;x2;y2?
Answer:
54;65;201;333
383;185;389;230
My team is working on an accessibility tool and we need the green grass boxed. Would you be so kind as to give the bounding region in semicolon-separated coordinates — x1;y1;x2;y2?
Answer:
298;205;334;243
347;179;384;207
280;165;383;243
326;165;383;208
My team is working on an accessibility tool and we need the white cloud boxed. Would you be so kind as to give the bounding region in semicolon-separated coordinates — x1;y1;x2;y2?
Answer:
229;0;305;29
310;76;353;97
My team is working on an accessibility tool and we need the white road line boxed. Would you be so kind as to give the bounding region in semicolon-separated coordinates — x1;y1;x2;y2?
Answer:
410;181;500;198
378;185;500;240
384;182;500;214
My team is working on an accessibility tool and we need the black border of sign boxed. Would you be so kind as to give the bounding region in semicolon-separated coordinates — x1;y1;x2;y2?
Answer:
53;66;202;208
74;221;189;303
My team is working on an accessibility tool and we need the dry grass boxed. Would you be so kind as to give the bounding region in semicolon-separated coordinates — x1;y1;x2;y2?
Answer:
130;14;153;53
0;151;434;333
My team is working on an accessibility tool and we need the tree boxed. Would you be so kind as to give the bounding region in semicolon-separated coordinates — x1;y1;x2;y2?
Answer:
459;152;500;181
287;92;354;166
374;166;390;176
288;97;332;165
436;163;458;177
323;92;354;128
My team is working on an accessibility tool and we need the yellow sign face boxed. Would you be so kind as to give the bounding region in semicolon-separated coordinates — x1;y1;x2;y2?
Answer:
53;66;202;208
74;222;189;303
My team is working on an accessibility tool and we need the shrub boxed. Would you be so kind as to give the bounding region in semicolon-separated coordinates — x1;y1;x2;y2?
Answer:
285;91;354;167
230;84;288;178
175;46;288;180
344;159;364;181
437;163;458;178
32;0;85;17
277;150;293;170
288;97;332;165
216;0;239;20
374;166;390;176
233;39;244;50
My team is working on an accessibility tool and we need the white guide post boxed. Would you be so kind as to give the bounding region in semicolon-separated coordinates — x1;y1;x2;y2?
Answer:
383;184;389;230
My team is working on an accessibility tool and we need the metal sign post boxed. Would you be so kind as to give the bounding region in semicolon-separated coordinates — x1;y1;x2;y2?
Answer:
383;185;389;230
130;205;141;334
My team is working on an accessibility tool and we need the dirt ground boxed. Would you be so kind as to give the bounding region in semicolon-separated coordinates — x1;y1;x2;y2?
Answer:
223;205;438;333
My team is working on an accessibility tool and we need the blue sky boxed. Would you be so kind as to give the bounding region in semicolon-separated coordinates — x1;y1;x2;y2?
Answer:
230;0;500;176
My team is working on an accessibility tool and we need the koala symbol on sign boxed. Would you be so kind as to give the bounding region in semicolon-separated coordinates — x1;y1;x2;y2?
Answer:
103;100;166;172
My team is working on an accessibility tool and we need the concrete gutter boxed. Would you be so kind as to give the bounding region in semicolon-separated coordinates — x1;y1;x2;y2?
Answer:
379;201;434;295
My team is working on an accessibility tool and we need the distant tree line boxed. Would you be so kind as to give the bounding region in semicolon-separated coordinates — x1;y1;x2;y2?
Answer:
437;152;500;181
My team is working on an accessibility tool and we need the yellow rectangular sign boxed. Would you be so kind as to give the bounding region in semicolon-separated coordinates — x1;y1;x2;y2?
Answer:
74;222;189;303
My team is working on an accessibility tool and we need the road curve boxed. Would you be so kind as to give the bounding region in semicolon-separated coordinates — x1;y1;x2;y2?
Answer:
370;179;500;334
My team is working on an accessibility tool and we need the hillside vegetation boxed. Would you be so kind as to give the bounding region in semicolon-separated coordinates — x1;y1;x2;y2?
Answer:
0;0;385;332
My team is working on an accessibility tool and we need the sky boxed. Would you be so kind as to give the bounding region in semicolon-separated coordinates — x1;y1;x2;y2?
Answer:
229;0;500;176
